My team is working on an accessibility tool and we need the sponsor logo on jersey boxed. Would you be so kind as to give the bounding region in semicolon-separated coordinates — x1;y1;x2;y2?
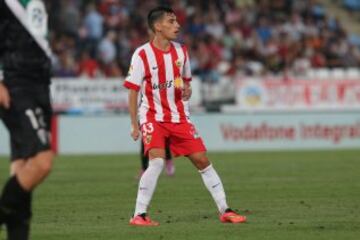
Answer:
152;80;173;90
150;77;183;90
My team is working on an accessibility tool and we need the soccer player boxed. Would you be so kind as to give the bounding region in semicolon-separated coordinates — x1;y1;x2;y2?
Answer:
139;140;175;177
0;0;54;239
124;6;246;226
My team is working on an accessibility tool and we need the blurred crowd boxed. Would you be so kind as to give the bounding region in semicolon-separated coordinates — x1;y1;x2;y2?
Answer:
342;0;360;11
48;0;360;82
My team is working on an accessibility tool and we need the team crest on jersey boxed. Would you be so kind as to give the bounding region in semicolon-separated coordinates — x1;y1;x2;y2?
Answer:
174;76;184;89
175;59;182;68
145;134;152;145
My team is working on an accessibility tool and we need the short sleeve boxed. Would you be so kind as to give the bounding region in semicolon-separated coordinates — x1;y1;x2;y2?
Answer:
123;50;144;91
182;46;192;82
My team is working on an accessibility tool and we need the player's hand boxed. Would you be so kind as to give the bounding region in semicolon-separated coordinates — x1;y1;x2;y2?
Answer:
0;82;10;109
182;82;192;101
131;122;140;141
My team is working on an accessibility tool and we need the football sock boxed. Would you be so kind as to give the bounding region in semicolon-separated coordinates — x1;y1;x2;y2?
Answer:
0;176;32;240
140;143;149;170
199;164;229;214
0;176;31;215
134;158;164;216
141;154;149;171
6;218;30;240
165;146;172;160
0;202;5;225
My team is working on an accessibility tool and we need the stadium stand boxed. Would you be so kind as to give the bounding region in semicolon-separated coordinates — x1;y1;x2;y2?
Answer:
47;0;360;105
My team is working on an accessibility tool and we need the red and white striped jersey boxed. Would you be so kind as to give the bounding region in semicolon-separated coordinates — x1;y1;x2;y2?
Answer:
124;41;192;125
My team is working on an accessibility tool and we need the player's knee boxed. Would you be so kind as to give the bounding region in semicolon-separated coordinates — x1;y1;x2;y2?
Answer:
39;159;53;175
148;148;166;160
193;155;210;170
198;159;210;170
35;151;54;175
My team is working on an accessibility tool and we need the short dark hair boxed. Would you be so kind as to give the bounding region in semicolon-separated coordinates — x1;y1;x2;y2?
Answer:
147;6;175;32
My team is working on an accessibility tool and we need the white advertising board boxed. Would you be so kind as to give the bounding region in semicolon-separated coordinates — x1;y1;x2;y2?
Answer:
2;112;360;155
58;112;360;154
51;77;202;114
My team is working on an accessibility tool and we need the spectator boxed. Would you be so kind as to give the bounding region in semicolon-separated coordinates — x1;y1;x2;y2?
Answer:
59;0;81;38
47;0;360;79
84;3;104;41
83;3;104;56
54;50;78;77
98;31;117;65
78;51;100;78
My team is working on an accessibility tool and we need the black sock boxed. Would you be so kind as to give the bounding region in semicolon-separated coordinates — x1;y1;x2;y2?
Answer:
0;176;32;222
6;192;32;240
141;154;149;170
165;146;172;160
140;143;149;170
1;176;32;240
0;176;31;214
6;219;30;240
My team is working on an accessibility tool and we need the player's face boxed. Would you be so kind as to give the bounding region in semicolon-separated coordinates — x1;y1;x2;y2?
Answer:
157;13;180;40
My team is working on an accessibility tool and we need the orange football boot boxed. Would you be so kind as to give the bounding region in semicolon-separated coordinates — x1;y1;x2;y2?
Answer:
129;214;160;226
220;209;247;223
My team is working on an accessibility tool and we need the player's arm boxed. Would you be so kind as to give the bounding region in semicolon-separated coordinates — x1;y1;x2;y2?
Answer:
182;81;192;101
182;46;192;101
123;50;144;141
128;89;140;141
0;5;10;109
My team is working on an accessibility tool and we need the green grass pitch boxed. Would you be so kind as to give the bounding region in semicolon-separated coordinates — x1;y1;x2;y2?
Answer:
0;150;359;240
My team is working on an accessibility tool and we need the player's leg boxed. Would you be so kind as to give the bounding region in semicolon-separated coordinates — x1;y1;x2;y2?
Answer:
134;148;165;216
10;160;26;176
137;141;148;178
170;122;246;223
2;151;53;196
13;151;54;189
130;122;167;226
0;158;33;240
0;88;54;238
0;130;33;232
165;141;171;160
4;151;53;239
130;148;164;226
2;159;31;240
1;160;28;239
164;140;175;176
0;151;53;239
168;122;230;212
187;151;246;223
187;151;229;212
140;141;149;171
